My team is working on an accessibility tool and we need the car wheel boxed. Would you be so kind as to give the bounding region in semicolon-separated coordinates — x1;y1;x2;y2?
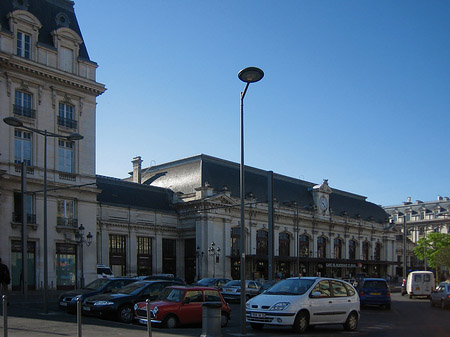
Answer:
250;323;264;330
117;305;133;323
343;312;359;331
293;311;309;333
221;313;229;327
164;315;178;329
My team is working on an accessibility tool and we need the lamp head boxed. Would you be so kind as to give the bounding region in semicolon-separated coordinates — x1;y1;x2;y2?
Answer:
238;67;264;83
67;133;83;141
3;117;24;127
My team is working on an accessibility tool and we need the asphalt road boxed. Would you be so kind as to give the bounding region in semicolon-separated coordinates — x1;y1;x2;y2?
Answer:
1;293;449;336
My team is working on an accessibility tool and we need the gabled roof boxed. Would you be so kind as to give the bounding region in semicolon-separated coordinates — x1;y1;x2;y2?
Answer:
0;0;90;60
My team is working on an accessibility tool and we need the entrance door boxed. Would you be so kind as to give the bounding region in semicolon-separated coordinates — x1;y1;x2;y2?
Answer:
11;240;36;291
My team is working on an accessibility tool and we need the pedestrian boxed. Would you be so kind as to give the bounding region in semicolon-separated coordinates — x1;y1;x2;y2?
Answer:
0;257;11;304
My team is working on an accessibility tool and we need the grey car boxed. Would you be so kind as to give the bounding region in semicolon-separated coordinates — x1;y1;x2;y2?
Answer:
430;282;450;309
221;280;262;302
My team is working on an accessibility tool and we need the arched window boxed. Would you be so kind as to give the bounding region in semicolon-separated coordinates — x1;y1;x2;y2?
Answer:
375;242;381;261
348;240;356;260
299;235;309;257
279;232;290;256
362;241;370;260
256;230;268;255
317;237;326;258
334;238;342;259
231;227;240;256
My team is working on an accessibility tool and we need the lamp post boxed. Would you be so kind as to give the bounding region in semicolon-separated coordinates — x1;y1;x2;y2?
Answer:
75;224;92;288
208;242;221;278
3;116;83;313
238;66;264;335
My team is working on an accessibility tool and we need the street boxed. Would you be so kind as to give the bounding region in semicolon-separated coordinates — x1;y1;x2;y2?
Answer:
1;293;449;336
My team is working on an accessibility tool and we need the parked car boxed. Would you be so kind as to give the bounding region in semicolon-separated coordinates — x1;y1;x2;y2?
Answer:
97;264;114;279
406;271;435;299
357;278;391;309
430;282;450;309
193;278;231;291
246;277;360;333
257;280;278;294
221;280;262;302
59;277;137;313
82;280;184;323
134;286;231;328
138;275;186;284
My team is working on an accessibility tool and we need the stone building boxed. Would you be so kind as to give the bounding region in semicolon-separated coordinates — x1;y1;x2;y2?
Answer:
0;0;105;290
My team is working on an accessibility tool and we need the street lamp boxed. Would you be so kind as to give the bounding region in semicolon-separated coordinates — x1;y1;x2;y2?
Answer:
238;66;264;335
208;242;221;278
75;224;92;288
3;116;83;313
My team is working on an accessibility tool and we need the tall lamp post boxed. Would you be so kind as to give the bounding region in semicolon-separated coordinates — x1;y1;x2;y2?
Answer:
238;66;264;335
76;224;92;288
3;116;83;313
208;242;221;278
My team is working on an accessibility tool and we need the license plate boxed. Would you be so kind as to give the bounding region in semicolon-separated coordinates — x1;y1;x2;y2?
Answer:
370;292;381;296
60;302;68;306
251;312;266;318
82;306;90;311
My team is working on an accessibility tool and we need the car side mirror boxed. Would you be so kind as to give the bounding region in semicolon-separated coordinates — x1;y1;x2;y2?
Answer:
311;291;322;298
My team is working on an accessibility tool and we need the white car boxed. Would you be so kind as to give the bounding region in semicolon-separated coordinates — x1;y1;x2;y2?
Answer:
246;277;360;333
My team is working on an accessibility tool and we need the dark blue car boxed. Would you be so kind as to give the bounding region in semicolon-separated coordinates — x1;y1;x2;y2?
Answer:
357;278;391;309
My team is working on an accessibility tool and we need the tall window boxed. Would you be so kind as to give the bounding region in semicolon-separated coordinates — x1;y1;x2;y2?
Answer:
256;230;268;255
137;237;152;276
279;232;290;257
299;235;309;257
58;139;74;173
231;227;240;256
317;237;326;258
334;238;342;259
109;234;127;276
58;103;77;128
375;242;381;261
348;239;356;260
14;90;34;118
57;199;75;227
162;239;176;276
13;192;35;224
362;241;370;260
17;31;31;59
60;47;73;72
14;129;32;165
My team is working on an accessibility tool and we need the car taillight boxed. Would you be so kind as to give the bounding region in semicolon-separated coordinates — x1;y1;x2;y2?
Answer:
360;291;365;296
447;295;450;299
387;291;391;297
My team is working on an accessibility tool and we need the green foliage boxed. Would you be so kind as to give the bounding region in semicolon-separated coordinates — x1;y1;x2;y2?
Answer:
413;233;450;268
434;246;450;270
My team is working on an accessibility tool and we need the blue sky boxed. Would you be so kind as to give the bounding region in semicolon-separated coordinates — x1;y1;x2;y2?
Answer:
74;0;450;207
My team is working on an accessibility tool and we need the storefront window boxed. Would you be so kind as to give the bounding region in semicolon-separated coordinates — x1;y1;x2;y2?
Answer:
56;243;76;290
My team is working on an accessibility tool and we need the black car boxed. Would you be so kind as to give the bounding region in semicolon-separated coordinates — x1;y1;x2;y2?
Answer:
59;277;137;313
82;280;184;323
138;275;186;284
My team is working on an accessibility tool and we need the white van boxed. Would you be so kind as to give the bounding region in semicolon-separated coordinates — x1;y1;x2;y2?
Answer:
406;271;434;299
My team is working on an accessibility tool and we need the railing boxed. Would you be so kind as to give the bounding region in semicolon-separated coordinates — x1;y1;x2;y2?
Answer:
57;217;78;228
13;104;36;118
59;172;77;181
57;116;77;129
12;212;36;224
14;163;34;174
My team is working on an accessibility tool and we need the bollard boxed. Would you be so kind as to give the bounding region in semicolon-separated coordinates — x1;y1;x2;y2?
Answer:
2;295;7;337
146;299;152;337
200;302;222;337
77;297;82;337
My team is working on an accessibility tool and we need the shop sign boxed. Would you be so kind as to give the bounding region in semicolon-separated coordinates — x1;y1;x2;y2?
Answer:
326;263;357;268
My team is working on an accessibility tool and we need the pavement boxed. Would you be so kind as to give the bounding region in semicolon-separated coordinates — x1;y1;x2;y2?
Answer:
1;290;229;337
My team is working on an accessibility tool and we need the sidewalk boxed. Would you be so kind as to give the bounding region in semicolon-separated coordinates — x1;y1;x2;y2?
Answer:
1;290;214;337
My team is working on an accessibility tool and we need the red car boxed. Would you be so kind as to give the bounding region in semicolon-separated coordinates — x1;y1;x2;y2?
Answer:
134;286;231;328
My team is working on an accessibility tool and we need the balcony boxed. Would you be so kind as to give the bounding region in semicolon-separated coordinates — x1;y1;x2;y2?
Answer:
12;212;36;224
57;116;77;129
57;217;78;228
13;104;36;119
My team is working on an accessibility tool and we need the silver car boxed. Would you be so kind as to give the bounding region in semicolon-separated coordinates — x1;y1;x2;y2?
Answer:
430;282;450;309
221;280;262;302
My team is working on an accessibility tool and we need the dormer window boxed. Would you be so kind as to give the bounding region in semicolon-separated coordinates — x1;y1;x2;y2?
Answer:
17;31;31;59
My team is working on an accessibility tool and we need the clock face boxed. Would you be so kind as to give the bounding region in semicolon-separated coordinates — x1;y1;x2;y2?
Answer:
320;197;328;210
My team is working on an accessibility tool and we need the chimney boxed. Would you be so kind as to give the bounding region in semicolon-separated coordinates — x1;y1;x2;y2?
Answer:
132;156;143;184
407;197;411;203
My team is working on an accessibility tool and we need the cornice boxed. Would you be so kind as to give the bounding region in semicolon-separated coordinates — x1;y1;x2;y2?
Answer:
0;53;106;96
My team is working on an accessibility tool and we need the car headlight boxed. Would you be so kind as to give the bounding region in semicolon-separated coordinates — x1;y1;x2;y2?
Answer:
153;306;159;314
134;304;139;311
270;302;290;311
94;301;114;306
246;302;250;309
74;295;82;301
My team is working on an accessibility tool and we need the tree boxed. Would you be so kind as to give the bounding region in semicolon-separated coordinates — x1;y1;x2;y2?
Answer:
413;232;450;268
434;246;450;272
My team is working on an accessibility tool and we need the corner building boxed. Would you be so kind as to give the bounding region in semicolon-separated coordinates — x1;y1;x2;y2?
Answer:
0;0;105;290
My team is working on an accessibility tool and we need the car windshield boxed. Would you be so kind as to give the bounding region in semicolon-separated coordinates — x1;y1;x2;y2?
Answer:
116;282;146;295
362;281;388;289
197;278;215;285
265;279;315;295
158;288;185;302
84;278;109;290
225;280;241;287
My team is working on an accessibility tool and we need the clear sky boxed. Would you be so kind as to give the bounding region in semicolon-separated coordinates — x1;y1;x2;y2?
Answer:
73;0;449;207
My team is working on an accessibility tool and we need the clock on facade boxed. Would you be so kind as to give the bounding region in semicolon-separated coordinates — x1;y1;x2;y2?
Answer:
320;196;328;211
